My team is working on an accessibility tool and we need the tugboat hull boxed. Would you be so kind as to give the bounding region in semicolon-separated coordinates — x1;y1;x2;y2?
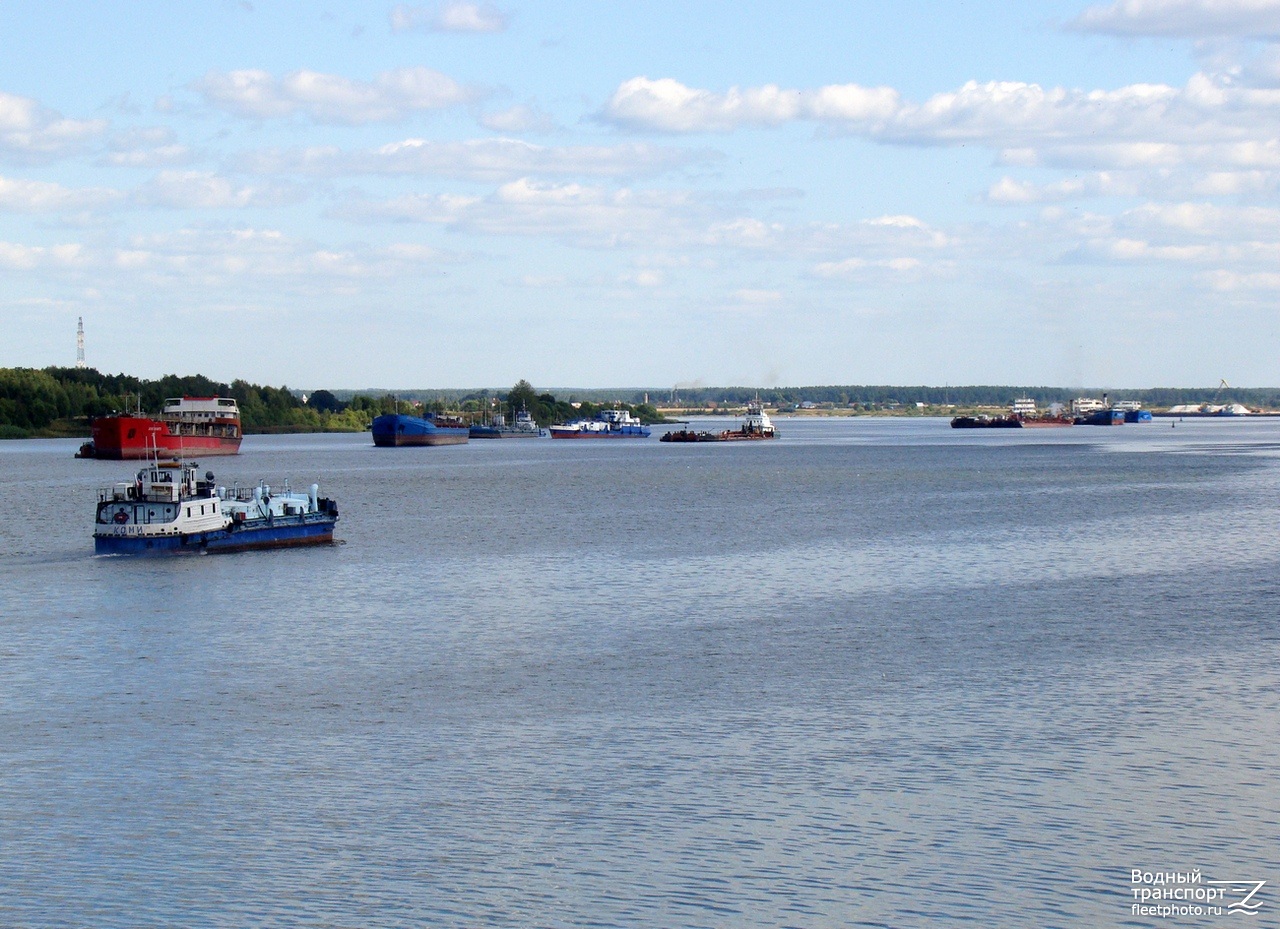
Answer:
95;512;337;555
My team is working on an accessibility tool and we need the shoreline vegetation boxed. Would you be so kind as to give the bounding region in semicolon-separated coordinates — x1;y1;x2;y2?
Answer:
0;370;672;440
4;366;1279;439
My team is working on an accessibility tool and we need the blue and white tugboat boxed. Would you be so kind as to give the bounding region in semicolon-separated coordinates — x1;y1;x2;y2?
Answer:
94;460;339;555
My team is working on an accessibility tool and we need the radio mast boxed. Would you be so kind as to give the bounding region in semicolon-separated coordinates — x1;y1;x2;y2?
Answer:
76;317;86;368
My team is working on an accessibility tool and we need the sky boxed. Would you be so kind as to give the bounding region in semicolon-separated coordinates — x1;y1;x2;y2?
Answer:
2;0;1280;390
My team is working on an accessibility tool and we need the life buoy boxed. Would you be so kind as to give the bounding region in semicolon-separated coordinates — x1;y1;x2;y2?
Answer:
113;510;129;524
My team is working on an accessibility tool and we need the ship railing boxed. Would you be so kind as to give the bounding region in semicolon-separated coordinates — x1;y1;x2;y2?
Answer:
222;486;262;502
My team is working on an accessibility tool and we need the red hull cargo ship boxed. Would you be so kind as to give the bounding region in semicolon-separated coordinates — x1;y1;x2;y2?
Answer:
83;397;243;459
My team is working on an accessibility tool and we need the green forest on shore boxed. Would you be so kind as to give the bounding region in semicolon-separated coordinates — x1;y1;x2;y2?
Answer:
3;366;1277;439
0;368;663;438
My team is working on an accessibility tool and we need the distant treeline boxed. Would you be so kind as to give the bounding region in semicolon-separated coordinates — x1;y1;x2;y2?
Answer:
326;383;1280;410
0;367;381;438
0;368;663;438
657;384;1280;409
3;367;1275;438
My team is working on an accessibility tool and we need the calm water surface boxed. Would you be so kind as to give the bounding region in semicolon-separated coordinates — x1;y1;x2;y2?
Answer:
1;417;1277;927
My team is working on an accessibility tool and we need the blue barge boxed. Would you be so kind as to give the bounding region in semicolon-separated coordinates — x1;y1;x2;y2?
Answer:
372;413;470;446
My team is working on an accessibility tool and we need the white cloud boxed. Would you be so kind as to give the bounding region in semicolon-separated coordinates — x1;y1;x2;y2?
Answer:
102;127;193;168
0;176;122;212
1069;0;1280;38
519;274;569;288
239;137;712;180
134;171;304;209
334;178;726;247
479;104;557;133
39;227;459;284
1125;200;1280;234
391;3;508;33
862;214;951;248
1100;237;1219;260
0;240;84;269
194;67;481;123
601;73;1280;161
0;90;107;162
812;257;925;277
101;144;192;168
332;178;967;269
1191;169;1276;193
604;76;898;132
731;288;782;303
620;270;664;287
987;172;1141;202
1204;268;1280;289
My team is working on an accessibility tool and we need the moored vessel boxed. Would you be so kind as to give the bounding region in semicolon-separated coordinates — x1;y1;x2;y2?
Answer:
660;428;723;443
1074;409;1126;426
662;400;778;442
721;399;776;440
1018;415;1073;427
372;412;469;446
469;407;545;439
549;409;651;439
951;415;1022;428
82;397;242;459
93;460;338;555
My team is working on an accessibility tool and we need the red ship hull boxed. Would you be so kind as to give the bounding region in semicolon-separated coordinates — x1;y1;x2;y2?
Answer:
90;415;242;459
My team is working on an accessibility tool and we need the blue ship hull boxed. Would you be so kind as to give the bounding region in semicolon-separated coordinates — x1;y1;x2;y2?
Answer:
95;513;336;556
372;414;469;446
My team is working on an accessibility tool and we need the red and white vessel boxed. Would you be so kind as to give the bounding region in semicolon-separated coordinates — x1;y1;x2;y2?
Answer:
82;397;242;459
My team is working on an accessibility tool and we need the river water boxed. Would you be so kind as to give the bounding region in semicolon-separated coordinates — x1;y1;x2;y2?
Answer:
1;417;1277;927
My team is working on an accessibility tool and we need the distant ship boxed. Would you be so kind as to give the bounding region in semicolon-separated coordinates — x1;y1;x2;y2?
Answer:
1018;415;1073;427
93;459;338;555
469;407;545;439
549;409;651;439
1009;397;1072;427
950;415;1022;429
372;412;469;446
1071;396;1150;425
660;428;723;443
1074;409;1126;426
662;400;777;442
80;397;242;459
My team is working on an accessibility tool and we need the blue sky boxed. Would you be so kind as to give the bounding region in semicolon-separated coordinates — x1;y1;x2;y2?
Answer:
3;0;1280;389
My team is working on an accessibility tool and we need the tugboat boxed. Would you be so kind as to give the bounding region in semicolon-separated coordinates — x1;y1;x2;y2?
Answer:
93;460;338;555
80;396;242;459
661;400;778;442
469;406;545;439
720;399;776;440
372;412;469;446
549;409;651;439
